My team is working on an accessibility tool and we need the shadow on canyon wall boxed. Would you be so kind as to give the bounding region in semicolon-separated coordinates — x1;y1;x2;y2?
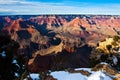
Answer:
28;44;92;72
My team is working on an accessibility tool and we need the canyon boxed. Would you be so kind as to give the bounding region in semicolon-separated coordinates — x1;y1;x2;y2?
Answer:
0;15;120;72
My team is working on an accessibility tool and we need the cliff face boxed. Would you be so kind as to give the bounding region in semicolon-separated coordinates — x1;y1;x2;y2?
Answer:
1;15;120;72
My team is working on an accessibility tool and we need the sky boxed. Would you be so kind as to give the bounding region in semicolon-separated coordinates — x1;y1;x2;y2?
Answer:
0;0;120;15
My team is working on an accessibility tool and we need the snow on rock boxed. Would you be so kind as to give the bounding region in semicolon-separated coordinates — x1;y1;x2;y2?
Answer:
28;68;113;80
75;68;91;72
51;68;112;80
100;62;109;65
0;51;6;57
51;71;87;80
30;73;40;80
87;71;112;80
112;55;118;65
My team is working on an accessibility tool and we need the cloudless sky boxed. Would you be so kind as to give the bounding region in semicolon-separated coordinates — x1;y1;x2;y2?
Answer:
0;0;120;15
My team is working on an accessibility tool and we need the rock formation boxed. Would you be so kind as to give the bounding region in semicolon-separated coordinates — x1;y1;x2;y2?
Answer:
1;15;120;72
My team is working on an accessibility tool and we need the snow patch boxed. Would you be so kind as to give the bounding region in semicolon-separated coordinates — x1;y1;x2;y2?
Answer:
0;51;6;57
30;74;40;80
75;68;91;72
28;68;113;80
88;70;112;80
112;55;118;65
51;68;112;80
51;71;87;80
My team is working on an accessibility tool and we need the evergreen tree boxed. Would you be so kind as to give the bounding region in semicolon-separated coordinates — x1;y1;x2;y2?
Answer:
0;31;27;80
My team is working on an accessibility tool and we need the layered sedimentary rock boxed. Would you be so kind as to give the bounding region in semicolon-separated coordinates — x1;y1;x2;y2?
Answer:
1;15;120;72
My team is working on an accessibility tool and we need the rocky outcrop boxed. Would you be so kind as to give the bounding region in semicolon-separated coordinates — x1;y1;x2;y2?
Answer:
92;63;120;79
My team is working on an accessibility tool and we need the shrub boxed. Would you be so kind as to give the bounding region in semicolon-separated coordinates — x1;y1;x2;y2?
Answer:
113;35;120;41
106;45;112;52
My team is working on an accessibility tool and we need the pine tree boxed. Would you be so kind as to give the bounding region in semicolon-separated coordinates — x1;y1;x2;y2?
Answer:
0;31;27;80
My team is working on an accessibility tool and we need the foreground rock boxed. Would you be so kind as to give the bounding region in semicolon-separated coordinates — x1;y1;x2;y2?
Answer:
50;63;120;80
